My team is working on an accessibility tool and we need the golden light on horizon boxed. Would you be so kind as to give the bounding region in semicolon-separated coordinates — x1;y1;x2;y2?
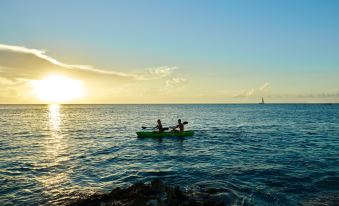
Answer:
31;75;84;103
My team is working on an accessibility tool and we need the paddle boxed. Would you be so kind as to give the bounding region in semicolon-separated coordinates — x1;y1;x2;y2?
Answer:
141;126;169;130
141;126;153;129
169;121;189;129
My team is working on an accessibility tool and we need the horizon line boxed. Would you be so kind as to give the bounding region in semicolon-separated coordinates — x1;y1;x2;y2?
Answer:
0;102;338;105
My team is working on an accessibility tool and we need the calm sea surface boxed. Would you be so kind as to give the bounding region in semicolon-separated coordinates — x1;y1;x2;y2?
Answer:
0;104;338;205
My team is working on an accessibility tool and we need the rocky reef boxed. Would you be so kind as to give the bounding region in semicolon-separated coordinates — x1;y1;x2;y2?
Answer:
67;179;230;206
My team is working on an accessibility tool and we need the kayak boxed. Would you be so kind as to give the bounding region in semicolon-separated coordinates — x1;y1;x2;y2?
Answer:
136;131;194;138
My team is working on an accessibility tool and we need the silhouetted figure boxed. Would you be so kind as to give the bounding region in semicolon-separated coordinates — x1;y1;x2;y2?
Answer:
174;119;184;132
155;119;164;133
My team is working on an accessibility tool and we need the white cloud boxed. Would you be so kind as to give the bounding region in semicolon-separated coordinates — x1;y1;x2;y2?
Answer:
259;82;270;91
149;66;178;77
0;43;183;102
166;77;187;88
0;44;181;82
233;88;255;98
247;88;255;96
233;82;271;98
0;44;144;78
135;66;178;80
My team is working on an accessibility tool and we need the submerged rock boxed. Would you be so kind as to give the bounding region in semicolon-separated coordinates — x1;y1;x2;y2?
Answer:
67;179;227;206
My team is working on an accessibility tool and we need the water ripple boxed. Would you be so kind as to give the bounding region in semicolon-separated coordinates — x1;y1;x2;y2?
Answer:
0;104;338;205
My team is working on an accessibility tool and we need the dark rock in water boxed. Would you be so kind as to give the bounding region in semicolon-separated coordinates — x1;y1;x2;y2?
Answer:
67;179;227;206
151;178;165;193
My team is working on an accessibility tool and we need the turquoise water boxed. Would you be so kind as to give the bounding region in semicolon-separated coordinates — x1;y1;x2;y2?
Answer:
0;104;338;205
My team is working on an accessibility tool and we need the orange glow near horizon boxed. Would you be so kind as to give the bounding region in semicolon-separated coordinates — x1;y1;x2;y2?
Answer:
31;75;84;103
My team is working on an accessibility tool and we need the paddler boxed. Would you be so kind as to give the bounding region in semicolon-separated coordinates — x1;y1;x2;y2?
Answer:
174;119;184;132
155;119;164;133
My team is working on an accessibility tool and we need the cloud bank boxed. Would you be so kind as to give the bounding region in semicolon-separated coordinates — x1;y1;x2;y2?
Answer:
0;44;181;103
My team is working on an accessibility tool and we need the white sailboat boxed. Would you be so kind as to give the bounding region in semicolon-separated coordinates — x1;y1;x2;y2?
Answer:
259;97;265;104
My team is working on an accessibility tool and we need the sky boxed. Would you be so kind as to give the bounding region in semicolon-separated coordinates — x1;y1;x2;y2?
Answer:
0;0;339;103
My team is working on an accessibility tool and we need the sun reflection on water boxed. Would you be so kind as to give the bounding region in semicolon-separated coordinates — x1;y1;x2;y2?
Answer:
36;104;70;200
49;104;61;132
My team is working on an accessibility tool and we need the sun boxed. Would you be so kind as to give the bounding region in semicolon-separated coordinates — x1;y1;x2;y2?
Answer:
31;75;84;103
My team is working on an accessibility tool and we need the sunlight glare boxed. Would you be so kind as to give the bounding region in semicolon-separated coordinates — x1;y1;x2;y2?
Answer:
32;75;84;103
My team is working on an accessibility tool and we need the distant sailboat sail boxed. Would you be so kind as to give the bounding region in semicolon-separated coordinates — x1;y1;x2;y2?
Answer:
259;97;264;104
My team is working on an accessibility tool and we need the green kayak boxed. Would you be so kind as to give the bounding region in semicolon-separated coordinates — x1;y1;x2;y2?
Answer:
136;130;194;138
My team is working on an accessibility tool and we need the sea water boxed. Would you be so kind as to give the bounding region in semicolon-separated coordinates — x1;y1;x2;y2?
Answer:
0;104;338;205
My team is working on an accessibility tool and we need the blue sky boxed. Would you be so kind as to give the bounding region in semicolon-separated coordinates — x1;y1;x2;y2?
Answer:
0;0;339;103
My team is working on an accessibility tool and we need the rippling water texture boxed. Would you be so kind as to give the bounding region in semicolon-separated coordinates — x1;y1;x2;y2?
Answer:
0;104;338;205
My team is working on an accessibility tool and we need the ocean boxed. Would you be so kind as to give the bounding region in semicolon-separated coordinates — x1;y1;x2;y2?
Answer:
0;104;338;205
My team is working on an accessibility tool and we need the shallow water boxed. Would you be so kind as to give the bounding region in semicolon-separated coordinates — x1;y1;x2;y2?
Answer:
0;104;338;205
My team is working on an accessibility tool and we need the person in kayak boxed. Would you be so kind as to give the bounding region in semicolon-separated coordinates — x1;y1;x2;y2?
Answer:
155;119;164;133
174;119;184;132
